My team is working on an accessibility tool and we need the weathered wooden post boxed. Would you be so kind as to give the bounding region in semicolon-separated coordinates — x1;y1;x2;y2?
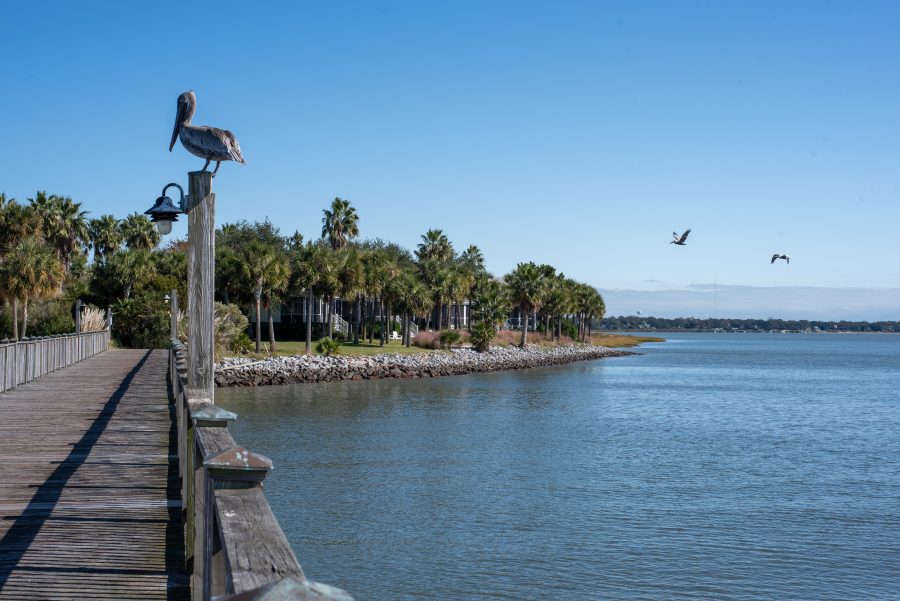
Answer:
185;171;215;401
170;289;179;341
74;299;82;334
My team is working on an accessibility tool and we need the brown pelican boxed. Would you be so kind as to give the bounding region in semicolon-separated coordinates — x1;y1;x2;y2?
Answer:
771;253;790;264
169;91;245;176
670;229;691;245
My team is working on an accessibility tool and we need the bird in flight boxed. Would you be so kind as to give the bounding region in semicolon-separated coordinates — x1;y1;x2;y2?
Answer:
771;253;790;264
670;229;691;245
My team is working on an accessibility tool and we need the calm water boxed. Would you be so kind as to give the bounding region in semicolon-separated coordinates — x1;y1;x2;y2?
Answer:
217;333;900;600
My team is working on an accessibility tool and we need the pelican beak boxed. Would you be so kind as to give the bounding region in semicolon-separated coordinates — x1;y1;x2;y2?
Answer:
169;102;186;151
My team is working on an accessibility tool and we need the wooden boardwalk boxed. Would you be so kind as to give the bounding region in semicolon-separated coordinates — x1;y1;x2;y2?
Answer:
0;349;189;600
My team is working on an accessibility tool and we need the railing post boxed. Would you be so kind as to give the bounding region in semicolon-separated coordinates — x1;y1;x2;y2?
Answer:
171;289;179;341
203;445;271;599
74;298;82;334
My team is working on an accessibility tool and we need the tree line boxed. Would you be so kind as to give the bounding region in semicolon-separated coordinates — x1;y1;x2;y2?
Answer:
602;315;900;332
0;193;607;352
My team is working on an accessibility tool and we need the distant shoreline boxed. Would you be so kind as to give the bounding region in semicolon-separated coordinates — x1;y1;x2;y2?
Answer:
215;344;635;387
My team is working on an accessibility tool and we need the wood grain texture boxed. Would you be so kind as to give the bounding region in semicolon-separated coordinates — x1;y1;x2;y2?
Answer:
214;488;303;595
186;170;215;402
0;349;189;600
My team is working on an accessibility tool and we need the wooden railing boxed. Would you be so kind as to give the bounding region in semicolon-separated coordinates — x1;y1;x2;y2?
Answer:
0;330;111;393
169;340;354;601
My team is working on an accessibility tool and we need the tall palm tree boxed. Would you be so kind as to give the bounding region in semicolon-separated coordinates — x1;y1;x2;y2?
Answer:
470;278;511;351
394;271;431;347
0;239;64;337
28;192;89;274
335;248;364;343
241;241;284;353
289;242;323;355
106;249;156;299
88;215;123;264
321;197;360;251
262;254;291;352
0;195;39;250
121;213;161;251
459;244;485;273
415;229;454;263
505;262;547;347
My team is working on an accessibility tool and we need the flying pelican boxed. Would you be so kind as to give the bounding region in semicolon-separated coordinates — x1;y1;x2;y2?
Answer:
169;91;245;176
771;253;790;264
670;229;691;245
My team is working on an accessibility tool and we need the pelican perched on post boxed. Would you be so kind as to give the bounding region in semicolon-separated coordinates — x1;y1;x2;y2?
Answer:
169;91;245;176
670;229;691;245
771;253;790;264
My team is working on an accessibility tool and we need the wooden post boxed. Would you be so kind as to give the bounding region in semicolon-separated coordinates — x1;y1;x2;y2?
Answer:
185;171;215;401
74;299;82;334
170;289;179;341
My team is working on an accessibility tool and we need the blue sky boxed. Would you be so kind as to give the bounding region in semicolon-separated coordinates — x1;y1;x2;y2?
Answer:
1;1;898;319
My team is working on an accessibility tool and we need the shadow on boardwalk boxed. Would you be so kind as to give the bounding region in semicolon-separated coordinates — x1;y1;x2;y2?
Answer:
0;349;189;600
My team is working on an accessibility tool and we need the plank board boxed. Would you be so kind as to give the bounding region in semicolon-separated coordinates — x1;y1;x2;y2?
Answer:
0;349;190;600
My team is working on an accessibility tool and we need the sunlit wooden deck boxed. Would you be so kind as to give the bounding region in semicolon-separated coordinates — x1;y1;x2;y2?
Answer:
0;349;189;600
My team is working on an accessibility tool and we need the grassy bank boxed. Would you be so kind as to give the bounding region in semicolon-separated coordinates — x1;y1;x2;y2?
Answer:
269;340;430;357
590;333;665;348
253;333;663;358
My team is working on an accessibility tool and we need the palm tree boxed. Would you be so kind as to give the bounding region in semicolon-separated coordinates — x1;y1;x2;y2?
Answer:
121;213;161;251
0;195;39;251
416;229;454;263
470;278;510;351
88;215;123;263
28;192;89;274
321;197;360;251
241;241;285;353
288;242;323;355
106;249;156;299
0;239;64;337
335;248;364;343
459;244;485;273
394;271;431;347
261;254;290;352
505;262;547;347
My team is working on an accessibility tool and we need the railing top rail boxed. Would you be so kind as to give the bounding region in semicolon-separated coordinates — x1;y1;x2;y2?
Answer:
170;340;352;600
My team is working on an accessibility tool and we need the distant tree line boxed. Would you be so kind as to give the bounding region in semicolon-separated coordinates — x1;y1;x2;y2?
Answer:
600;315;900;333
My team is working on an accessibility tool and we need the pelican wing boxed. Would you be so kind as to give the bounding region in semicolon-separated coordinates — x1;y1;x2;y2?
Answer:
785;256;790;264
183;125;245;163
771;254;779;263
220;129;246;164
678;228;691;244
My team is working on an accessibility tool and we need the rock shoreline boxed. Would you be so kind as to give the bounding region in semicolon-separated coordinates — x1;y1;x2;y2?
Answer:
215;344;635;387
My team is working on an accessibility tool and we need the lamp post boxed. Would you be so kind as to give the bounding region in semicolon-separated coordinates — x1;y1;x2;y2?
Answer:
146;172;216;401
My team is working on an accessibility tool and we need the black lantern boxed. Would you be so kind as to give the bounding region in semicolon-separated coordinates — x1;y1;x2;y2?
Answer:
145;183;185;235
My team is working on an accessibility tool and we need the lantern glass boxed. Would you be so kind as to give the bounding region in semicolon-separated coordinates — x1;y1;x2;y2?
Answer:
156;219;173;235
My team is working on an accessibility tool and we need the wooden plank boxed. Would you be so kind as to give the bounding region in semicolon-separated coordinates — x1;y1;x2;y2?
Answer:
214;487;303;594
0;349;189;600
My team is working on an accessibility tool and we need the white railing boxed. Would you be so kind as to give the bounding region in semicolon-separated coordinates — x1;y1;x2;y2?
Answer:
0;330;111;393
331;314;349;336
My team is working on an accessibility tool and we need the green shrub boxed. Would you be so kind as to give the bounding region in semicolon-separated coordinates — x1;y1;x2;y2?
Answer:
315;336;341;356
214;303;250;359
469;323;496;352
439;329;461;349
561;320;578;340
113;292;169;348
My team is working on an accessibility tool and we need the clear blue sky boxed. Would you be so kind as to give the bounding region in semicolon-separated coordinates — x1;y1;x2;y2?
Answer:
2;1;898;318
